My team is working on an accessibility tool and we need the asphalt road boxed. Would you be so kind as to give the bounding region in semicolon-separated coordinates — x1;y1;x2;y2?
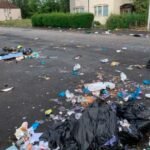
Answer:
0;27;150;149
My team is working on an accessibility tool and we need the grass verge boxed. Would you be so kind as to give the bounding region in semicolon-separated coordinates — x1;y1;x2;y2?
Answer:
0;19;32;28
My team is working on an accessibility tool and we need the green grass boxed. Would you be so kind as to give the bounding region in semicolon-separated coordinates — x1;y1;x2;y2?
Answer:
0;19;32;28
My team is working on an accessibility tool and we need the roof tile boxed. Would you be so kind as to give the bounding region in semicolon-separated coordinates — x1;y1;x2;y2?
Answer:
0;1;18;9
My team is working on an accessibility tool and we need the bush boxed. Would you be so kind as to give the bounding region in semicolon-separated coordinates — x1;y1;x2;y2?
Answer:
106;13;147;30
32;13;94;28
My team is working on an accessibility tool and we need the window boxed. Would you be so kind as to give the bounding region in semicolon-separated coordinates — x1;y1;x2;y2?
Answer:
94;5;109;16
74;7;84;13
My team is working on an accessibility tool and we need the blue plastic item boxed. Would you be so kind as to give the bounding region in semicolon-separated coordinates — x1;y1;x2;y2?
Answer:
31;122;40;130
117;91;128;99
72;70;79;76
58;91;66;97
143;80;150;85
0;52;23;60
6;145;18;150
129;87;141;100
82;87;90;94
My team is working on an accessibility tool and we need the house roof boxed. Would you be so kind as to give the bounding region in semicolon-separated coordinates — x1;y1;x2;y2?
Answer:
0;1;18;9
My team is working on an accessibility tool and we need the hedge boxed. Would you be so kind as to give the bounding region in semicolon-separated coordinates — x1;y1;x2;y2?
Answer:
32;13;94;28
106;13;147;30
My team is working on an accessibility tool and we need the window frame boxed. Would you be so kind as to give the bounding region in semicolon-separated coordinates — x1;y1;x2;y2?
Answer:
74;7;84;13
94;5;109;17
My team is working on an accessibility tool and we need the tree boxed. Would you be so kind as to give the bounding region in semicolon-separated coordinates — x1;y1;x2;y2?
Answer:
59;0;70;12
134;0;148;14
10;0;70;18
10;0;30;18
40;0;60;13
28;0;41;15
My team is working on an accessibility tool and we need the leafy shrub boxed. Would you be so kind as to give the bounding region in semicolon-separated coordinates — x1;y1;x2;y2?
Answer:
106;13;147;29
32;13;94;28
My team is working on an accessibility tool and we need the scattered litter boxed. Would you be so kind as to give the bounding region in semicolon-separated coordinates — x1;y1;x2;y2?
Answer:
72;63;82;75
130;34;142;37
4;41;150;150
101;47;108;51
0;52;23;61
143;80;150;85
3;47;17;52
81;96;96;107
65;90;74;99
21;48;33;55
15;122;29;140
31;52;39;59
6;144;18;150
94;31;99;34
134;64;144;69
145;94;150;98
73;63;81;71
118;87;142;101
45;109;52;116
31;122;40;130
127;65;133;70
127;65;144;70
40;60;46;65
75;113;82;120
74;55;81;60
105;30;111;34
100;58;109;63
34;37;39;40
39;75;50;80
22;117;27;120
116;50;122;53
0;87;14;92
16;56;24;61
13;121;45;149
122;47;127;50
111;61;120;66
84;82;115;92
58;91;66;97
67;110;75;116
120;72;127;82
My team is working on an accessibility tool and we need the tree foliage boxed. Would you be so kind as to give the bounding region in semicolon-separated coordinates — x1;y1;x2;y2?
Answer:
9;0;70;18
133;0;148;14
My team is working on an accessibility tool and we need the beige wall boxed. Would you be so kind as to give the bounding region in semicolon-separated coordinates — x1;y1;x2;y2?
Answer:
70;0;133;24
0;8;21;21
70;0;75;12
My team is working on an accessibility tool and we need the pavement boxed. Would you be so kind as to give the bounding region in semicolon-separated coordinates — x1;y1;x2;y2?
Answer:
0;27;150;149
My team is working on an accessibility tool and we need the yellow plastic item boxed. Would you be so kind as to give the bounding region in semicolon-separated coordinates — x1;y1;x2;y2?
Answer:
45;109;52;115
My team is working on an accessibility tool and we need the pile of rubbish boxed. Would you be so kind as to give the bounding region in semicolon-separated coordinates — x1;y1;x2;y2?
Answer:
4;45;150;149
7;100;150;150
6;63;150;149
0;46;40;62
40;101;150;150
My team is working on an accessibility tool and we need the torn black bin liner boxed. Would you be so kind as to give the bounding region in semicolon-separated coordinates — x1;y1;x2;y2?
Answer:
117;102;150;132
40;101;150;150
146;60;150;69
40;102;118;150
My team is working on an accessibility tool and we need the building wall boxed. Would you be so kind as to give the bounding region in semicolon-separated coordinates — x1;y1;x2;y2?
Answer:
112;0;133;14
70;0;75;12
0;8;21;21
70;0;133;24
